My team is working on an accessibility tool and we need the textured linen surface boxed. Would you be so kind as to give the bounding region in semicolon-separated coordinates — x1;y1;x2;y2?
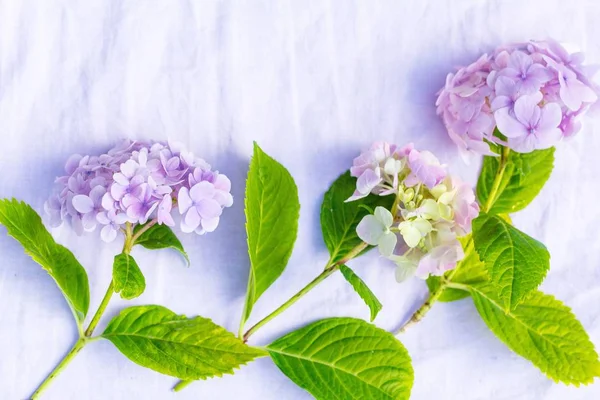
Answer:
1;1;599;399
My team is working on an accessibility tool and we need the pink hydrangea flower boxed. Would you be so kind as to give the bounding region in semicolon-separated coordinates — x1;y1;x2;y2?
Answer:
347;142;446;200
45;140;233;242
437;39;599;155
348;142;479;281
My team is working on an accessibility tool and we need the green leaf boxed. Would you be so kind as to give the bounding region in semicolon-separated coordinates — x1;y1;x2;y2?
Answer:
477;147;554;214
133;223;189;265
469;283;600;385
241;143;300;326
320;171;394;263
267;318;413;400
113;253;146;300
0;199;89;322
102;305;266;380
339;264;382;321
473;213;549;310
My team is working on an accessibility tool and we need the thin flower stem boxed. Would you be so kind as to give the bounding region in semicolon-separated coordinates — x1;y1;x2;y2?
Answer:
29;224;136;398
130;219;157;244
483;146;510;213
84;281;115;337
171;243;369;393
173;379;193;392
395;146;509;335
30;338;87;399
85;223;134;337
242;242;369;343
242;265;339;343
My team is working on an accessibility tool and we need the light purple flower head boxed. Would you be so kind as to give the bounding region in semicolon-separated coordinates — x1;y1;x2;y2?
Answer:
347;142;444;201
348;142;479;281
437;39;599;155
45;140;233;242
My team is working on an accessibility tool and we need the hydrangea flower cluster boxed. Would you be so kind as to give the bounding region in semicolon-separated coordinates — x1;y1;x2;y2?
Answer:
436;39;599;155
348;142;479;281
45;140;233;242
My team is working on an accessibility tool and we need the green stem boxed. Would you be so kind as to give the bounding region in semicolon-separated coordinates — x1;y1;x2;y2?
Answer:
242;265;339;343
84;281;115;337
242;242;368;343
30;223;136;398
173;243;369;393
85;222;134;337
483;146;510;213
173;379;193;392
130;219;157;244
30;338;87;399
395;145;510;335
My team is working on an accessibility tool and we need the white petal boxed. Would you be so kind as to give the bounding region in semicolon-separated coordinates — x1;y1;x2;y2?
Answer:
394;261;417;283
356;215;384;245
399;225;421;248
378;232;397;257
374;206;394;228
101;225;118;242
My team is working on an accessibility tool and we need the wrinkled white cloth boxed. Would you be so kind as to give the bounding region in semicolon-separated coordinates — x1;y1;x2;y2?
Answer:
0;0;599;399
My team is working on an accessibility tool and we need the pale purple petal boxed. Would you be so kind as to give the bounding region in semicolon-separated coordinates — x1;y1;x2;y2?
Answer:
184;207;201;231
356;169;382;195
72;195;94;214
177;187;192;214
195;199;222;219
101;225;118;243
200;217;220;233
190;181;216;201
494;108;529;138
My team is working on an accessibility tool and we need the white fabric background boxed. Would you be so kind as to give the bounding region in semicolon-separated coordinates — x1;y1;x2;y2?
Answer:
1;0;599;399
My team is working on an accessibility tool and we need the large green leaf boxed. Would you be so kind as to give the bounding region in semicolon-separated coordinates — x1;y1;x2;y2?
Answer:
320;171;394;263
133;223;189;265
469;283;600;385
267;318;413;400
0;199;89;322
241;143;300;326
113;253;145;300
477;147;554;214
473;213;549;310
102;306;266;380
339;264;382;321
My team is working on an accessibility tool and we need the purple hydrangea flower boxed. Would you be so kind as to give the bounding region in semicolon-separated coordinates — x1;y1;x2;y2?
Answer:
45;140;233;242
437;39;599;155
